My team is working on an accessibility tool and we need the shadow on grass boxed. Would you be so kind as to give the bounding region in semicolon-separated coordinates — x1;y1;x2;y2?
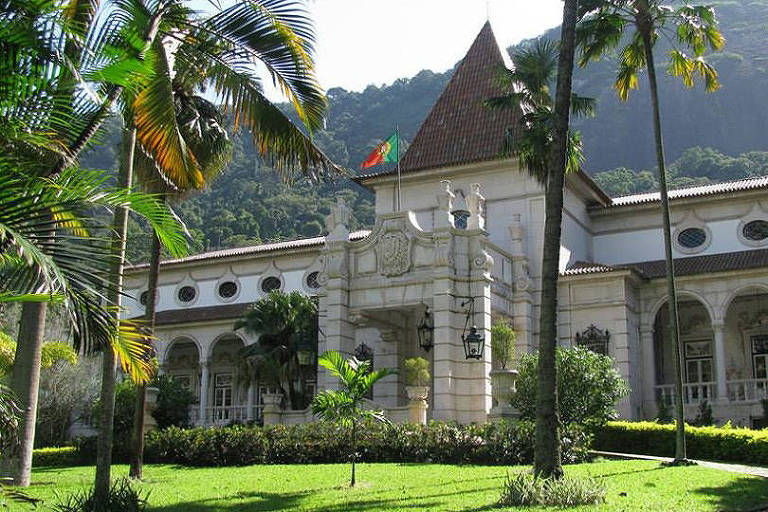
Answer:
693;476;768;512
149;479;503;512
590;465;668;479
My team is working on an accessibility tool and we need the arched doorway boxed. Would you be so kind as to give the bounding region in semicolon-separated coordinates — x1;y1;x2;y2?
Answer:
653;297;714;407
208;334;246;425
723;288;768;417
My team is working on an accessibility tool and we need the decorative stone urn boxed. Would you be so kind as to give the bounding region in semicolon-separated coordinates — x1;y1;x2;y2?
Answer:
489;369;519;420
262;392;284;426
143;386;160;433
405;386;429;424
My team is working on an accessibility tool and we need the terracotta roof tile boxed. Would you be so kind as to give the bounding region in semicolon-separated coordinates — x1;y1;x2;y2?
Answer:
127;230;370;271
607;176;768;208
135;303;250;326
356;22;520;180
563;248;768;278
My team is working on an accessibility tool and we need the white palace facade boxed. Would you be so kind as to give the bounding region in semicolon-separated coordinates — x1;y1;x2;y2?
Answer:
124;23;768;428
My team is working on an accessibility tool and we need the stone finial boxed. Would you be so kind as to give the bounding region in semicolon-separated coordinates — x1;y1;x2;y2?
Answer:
325;196;351;241
435;180;455;229
466;183;485;230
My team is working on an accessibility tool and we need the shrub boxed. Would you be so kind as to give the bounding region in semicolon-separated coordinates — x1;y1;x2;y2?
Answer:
139;420;591;467
150;374;197;429
499;471;606;507
491;320;516;369
32;446;82;467
511;347;629;426
593;421;768;465
404;357;430;386
692;400;714;426
51;478;147;512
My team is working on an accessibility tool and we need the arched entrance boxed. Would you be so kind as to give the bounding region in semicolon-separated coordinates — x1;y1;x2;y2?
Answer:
207;334;246;425
653;297;714;408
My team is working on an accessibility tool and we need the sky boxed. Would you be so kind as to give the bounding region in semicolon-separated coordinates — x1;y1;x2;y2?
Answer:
193;0;565;101
305;0;564;95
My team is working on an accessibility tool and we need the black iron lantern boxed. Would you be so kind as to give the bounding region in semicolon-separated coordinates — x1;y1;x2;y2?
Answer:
462;325;485;360
417;307;435;351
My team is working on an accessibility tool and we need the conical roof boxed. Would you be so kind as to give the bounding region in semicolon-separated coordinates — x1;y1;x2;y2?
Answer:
398;22;520;173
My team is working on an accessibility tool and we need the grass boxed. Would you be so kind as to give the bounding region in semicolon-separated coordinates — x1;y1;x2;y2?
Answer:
10;459;768;511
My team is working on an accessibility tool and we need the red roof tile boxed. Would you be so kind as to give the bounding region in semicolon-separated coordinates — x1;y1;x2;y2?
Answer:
357;22;520;179
563;248;768;278
606;176;768;208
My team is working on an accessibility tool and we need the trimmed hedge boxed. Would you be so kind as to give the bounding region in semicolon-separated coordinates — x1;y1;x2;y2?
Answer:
141;420;590;467
32;446;83;467
593;421;768;465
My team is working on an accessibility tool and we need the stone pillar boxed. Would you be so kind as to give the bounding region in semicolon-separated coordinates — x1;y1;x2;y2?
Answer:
199;361;209;425
262;393;283;426
640;326;657;418
713;323;728;400
246;383;255;421
432;181;458;421
318;196;354;391
509;214;535;354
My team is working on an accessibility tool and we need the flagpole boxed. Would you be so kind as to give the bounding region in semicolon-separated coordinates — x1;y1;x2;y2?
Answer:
396;126;401;211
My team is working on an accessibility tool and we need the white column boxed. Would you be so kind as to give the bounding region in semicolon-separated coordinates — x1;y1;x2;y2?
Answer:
199;361;209;424
713;323;728;400
640;326;657;417
246;383;255;421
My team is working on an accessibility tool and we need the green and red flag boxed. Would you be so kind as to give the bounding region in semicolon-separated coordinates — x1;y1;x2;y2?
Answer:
361;131;398;169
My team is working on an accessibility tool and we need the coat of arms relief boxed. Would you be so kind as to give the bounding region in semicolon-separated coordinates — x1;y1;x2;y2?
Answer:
377;230;411;277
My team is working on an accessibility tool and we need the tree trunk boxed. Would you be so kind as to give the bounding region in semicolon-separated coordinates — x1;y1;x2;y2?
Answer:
534;0;578;480
639;21;687;463
94;127;136;502
7;302;47;486
350;422;357;487
130;229;161;479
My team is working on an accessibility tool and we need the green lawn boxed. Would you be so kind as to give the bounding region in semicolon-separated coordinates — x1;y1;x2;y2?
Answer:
13;460;768;511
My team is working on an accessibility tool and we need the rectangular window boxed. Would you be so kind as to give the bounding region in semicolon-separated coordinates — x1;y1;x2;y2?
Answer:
213;373;233;422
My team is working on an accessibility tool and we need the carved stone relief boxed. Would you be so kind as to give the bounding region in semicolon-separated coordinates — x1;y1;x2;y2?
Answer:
378;230;411;277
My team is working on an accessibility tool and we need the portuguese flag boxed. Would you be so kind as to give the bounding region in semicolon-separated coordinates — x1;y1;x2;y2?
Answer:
361;131;398;169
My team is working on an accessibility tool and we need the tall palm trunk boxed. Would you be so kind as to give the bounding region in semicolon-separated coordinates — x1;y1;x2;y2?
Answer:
94;127;136;502
534;0;578;479
130;228;161;479
7;302;46;486
638;16;687;462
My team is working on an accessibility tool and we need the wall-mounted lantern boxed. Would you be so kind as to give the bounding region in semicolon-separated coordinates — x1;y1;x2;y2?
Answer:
417;306;434;351
462;325;484;360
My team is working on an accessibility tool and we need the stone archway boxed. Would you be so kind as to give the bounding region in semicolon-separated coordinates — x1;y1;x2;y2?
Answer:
652;297;714;408
164;337;201;396
206;334;246;425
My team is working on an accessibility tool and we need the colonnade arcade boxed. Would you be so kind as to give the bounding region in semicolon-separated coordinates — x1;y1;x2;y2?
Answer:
645;280;768;426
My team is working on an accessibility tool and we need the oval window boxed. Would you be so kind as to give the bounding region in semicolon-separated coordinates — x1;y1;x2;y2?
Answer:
743;220;768;242
677;227;707;249
261;276;282;293
218;281;238;299
306;271;320;289
139;290;148;306
177;285;196;303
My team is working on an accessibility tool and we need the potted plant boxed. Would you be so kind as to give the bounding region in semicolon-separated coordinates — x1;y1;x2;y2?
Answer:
404;357;430;401
490;320;518;411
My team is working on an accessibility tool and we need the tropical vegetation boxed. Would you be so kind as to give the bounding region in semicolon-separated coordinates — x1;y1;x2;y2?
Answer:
311;351;395;486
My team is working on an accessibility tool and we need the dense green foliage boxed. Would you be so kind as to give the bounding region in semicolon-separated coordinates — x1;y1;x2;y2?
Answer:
594;421;768;465
23;461;768;511
403;357;430;387
491;320;516;369
32;446;81;467
150;375;197;430
512;347;629;426
143;420;590;467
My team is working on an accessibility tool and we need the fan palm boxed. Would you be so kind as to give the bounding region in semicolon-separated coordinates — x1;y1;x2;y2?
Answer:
235;291;318;410
312;351;395;487
486;33;593;478
577;0;724;464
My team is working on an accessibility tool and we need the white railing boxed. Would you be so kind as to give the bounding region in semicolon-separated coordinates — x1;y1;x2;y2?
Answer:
726;379;768;403
655;382;716;405
205;406;251;425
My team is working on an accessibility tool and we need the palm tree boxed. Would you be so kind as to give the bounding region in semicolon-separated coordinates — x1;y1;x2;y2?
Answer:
0;163;186;485
311;351;395;487
120;0;341;481
235;291;318;410
577;0;723;463
486;29;593;478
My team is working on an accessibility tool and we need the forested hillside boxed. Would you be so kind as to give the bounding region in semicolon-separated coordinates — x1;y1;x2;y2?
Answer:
80;0;768;262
